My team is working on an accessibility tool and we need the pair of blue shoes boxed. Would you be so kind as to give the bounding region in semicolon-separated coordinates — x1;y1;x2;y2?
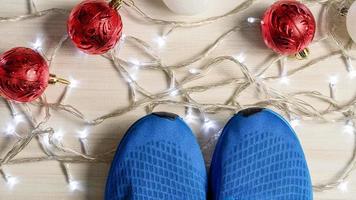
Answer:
105;108;313;200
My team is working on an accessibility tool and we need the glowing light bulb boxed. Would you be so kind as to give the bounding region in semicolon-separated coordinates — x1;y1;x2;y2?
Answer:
234;53;246;63
130;74;138;81
125;77;133;84
53;130;64;142
279;76;290;85
127;58;141;81
129;59;140;68
69;180;81;191
76;49;88;58
257;74;265;80
202;119;218;133
155;36;167;48
30;37;43;50
247;17;260;24
170;89;179;97
6;176;19;189
5;123;16;136
328;75;339;85
290;119;300;128
343;121;354;135
78;128;89;139
69;77;79;88
338;181;348;193
184;108;198;123
189;68;201;74
41;134;51;148
14;114;25;125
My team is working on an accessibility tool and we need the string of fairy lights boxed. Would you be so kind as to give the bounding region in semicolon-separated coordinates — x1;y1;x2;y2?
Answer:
0;0;355;196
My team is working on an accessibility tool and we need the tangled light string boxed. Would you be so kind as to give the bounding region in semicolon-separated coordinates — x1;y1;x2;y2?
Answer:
0;0;355;194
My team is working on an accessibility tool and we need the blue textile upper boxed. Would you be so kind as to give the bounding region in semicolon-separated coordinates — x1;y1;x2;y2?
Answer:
105;112;207;200
208;108;313;200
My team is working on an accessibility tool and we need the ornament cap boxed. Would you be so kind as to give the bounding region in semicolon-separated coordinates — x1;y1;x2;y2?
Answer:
49;74;70;85
110;0;124;9
294;48;310;60
340;6;348;16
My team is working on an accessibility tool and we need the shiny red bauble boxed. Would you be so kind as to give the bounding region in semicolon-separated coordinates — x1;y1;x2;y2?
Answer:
261;0;316;55
67;0;123;55
0;47;49;103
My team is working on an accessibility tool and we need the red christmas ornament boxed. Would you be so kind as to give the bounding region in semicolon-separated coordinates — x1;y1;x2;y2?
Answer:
67;0;123;55
0;47;49;103
261;0;316;55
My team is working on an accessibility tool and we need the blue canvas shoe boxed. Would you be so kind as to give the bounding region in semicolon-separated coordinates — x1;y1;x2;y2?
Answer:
208;108;313;200
105;112;207;200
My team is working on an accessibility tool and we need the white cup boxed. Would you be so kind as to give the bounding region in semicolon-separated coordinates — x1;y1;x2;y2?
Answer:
347;1;356;43
162;0;211;15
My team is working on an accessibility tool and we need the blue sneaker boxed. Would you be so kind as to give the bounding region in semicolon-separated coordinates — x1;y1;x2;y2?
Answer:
208;108;313;200
105;112;207;200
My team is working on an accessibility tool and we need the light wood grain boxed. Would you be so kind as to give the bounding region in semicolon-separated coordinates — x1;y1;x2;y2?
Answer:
0;0;355;199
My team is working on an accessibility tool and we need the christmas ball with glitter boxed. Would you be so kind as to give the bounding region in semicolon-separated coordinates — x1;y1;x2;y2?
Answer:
261;0;316;55
67;0;123;55
0;47;49;103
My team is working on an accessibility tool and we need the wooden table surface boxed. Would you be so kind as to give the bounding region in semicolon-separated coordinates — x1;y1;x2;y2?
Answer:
0;0;355;199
